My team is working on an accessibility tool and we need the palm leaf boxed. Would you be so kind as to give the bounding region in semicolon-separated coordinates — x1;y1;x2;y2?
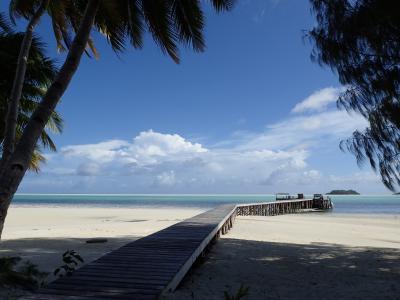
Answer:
0;12;12;34
171;0;205;52
210;0;236;12
142;0;179;63
0;32;63;170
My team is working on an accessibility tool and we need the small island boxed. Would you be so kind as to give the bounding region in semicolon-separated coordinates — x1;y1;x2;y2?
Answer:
326;189;360;195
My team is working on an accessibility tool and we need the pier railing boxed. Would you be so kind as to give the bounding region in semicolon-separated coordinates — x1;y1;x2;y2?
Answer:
236;198;332;217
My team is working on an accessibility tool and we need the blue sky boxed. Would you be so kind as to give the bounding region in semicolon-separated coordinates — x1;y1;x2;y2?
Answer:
2;0;389;194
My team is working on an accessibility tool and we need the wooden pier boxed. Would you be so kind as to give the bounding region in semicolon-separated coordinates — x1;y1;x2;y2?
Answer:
236;198;332;216
23;198;331;300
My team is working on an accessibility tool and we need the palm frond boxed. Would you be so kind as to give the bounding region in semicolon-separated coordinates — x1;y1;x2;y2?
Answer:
9;0;38;24
29;148;46;172
210;0;236;12
142;0;179;63
171;0;205;52
0;32;63;170
0;12;12;34
126;0;144;49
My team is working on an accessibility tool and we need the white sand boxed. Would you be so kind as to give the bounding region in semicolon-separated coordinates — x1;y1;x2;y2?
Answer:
165;213;400;300
1;207;399;300
1;205;205;275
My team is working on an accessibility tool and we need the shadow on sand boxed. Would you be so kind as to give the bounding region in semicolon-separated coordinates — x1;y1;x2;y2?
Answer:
168;238;400;300
0;236;139;273
1;236;399;300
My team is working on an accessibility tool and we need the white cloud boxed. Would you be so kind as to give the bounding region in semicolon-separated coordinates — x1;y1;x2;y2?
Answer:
20;87;382;194
76;162;101;176
241;110;367;151
130;130;207;164
34;131;311;193
155;171;177;187
291;87;342;114
62;140;129;162
61;130;207;167
328;172;380;186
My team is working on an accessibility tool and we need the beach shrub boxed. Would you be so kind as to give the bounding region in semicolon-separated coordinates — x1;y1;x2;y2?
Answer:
0;256;48;290
223;284;250;300
53;250;84;277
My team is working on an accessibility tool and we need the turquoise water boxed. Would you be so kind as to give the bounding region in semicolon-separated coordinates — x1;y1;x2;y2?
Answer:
11;194;400;214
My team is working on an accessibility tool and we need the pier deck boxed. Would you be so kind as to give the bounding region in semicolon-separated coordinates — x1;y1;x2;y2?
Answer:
23;198;331;300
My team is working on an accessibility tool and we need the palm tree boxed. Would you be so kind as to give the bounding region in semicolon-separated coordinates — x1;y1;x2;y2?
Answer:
0;31;63;172
2;0;97;165
2;0;50;164
0;0;236;238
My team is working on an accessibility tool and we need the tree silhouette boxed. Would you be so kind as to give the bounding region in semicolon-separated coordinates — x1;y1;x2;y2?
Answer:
0;31;63;171
308;0;400;190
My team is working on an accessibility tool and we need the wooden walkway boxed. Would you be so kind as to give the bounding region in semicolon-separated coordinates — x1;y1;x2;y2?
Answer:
22;204;237;300
23;199;332;300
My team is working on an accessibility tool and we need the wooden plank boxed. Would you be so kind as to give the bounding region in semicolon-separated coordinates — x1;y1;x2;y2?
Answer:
28;204;236;300
162;204;237;294
27;200;327;300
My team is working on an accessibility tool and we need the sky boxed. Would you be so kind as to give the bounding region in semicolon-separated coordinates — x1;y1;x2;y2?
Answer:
2;0;390;194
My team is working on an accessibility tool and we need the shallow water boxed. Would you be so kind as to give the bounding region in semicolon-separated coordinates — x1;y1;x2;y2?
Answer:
11;194;400;214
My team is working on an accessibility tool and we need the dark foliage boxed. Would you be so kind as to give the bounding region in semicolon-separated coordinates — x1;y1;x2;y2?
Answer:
224;284;250;300
0;256;48;290
0;31;63;171
53;250;84;277
0;12;12;33
308;0;400;190
8;0;236;63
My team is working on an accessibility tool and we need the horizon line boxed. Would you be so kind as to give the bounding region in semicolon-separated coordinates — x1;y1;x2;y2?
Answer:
15;193;395;196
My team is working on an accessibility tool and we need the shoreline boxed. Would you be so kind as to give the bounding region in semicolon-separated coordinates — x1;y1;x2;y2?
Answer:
9;202;400;215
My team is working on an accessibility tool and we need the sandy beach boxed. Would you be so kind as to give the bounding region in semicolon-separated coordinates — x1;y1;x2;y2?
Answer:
1;205;205;275
1;206;399;299
165;213;400;300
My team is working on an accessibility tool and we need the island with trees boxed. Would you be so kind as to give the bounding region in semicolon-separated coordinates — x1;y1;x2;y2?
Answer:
326;190;360;195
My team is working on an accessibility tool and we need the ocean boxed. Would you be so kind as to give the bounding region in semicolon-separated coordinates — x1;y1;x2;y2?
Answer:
11;194;400;214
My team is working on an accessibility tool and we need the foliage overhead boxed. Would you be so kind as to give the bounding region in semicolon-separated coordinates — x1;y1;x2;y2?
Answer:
308;0;400;190
8;0;236;63
0;31;63;171
0;12;12;33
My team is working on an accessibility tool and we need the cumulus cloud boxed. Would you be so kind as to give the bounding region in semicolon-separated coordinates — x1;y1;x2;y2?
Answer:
62;130;207;166
62;140;130;162
20;87;381;194
291;87;343;114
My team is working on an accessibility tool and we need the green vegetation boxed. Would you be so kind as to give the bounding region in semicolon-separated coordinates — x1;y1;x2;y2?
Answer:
0;29;63;172
224;285;250;300
0;256;47;290
0;249;84;297
326;190;360;195
54;250;84;278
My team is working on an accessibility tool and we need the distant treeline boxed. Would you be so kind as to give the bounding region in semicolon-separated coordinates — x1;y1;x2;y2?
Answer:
326;190;360;195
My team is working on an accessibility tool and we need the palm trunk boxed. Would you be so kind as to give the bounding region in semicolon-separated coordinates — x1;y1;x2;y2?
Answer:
0;0;100;239
1;0;49;166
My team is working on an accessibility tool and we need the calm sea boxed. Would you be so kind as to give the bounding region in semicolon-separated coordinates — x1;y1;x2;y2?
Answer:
11;194;400;214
